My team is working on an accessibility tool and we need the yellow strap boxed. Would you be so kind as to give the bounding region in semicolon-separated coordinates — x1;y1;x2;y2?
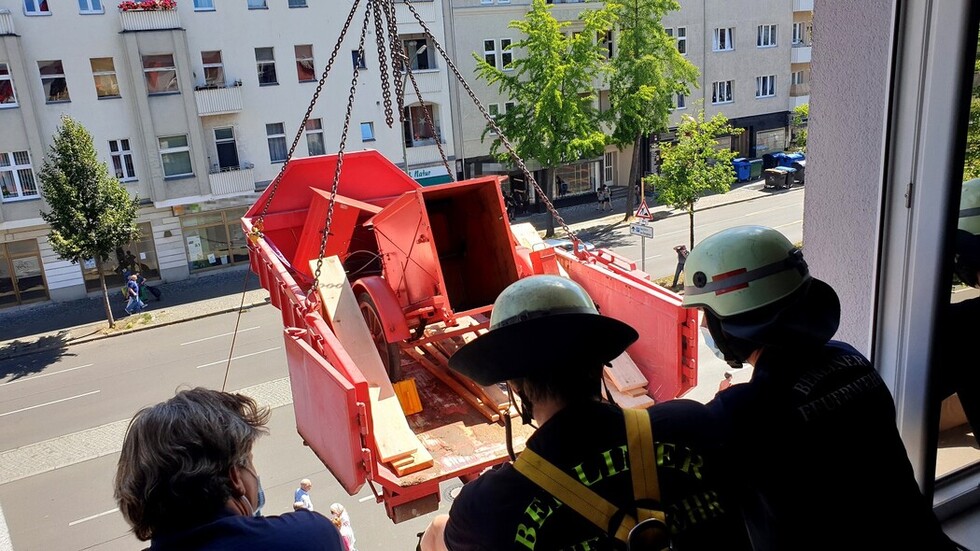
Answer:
624;408;662;524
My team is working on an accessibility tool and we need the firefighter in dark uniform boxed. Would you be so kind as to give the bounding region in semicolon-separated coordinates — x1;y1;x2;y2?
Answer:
419;275;751;551
682;225;957;550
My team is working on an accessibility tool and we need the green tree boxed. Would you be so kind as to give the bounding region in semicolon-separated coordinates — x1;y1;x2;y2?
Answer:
476;0;612;236
791;103;809;151
39;115;140;328
607;0;698;220
646;109;742;247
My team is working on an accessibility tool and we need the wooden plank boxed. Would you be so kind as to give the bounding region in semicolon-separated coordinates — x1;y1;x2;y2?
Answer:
404;346;501;423
604;352;647;393
422;320;511;412
311;257;424;464
393;379;423;416
606;383;656;409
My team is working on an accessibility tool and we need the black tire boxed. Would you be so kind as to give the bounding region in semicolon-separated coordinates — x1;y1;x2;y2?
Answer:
357;292;402;381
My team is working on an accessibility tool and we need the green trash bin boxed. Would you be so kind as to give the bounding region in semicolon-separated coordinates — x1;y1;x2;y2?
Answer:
748;159;763;180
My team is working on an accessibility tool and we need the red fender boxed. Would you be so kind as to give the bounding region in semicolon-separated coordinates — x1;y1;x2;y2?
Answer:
351;276;411;344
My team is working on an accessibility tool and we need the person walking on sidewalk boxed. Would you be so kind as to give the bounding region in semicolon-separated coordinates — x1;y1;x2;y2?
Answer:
125;274;146;315
294;479;313;511
671;244;689;290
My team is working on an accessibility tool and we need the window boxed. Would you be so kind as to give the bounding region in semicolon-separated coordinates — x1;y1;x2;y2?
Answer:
403;104;440;147
792;22;805;45
667;27;688;55
142;54;179;95
305;119;325;156
255;48;278;85
711;80;734;104
158;135;192;178
90;58;120;99
505;101;515;112
266;123;287;163
757;24;777;47
82;223;158;293
501;38;514;69
109;139;136;181
247;0;266;8
599;30;613;59
78;0;103;14
755;75;776;98
213;127;239;171
713;27;734;51
488;103;500;134
24;0;49;15
0;239;48;308
0;64;18;108
402;37;433;71
483;39;497;68
288;0;307;6
351;49;366;70
360;122;375;142
202;51;224;87
675;93;686;109
38;60;70;103
792;70;805;85
294;45;316;82
180;207;249;272
0;151;38;201
193;0;214;10
604;151;615;183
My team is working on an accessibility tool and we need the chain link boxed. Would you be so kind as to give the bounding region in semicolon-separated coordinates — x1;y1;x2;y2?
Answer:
372;0;394;128
404;64;454;181
383;1;407;127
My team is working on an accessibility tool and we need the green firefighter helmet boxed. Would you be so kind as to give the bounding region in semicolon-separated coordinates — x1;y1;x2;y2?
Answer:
682;226;809;318
959;178;980;236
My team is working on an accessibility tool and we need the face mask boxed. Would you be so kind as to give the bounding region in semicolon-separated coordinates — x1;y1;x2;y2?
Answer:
239;465;266;517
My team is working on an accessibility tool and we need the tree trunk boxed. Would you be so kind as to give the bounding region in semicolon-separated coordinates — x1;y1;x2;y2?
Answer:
624;133;642;222
545;167;556;237
688;203;696;249
97;257;115;328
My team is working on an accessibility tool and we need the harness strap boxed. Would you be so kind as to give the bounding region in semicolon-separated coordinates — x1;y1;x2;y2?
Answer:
512;409;664;545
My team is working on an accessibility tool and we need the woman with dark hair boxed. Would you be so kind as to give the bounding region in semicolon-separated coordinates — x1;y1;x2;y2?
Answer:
114;388;343;550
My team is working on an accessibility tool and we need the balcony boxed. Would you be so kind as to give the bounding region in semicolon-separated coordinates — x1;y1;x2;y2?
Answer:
396;0;435;24
793;0;814;11
0;9;14;35
791;43;812;64
403;70;443;96
119;8;181;32
194;82;244;116
404;141;449;167
208;164;255;197
790;82;810;97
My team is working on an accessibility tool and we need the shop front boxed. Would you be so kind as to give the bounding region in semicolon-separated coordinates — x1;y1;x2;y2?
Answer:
177;205;249;273
0;239;48;309
409;165;453;186
81;222;160;292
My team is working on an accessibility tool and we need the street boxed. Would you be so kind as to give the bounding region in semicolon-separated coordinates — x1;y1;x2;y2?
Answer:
0;187;802;550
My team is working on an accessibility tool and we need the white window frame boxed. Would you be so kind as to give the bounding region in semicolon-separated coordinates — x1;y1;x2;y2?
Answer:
402;36;434;71
247;0;267;8
305;119;325;156
360;122;375;142
488;103;500;134
0;151;38;201
757;24;777;48
38;60;70;103
109;139;136;182
201;51;225;87
604;151;615;184
255;47;278;86
192;0;214;11
711;80;734;104
0;63;18;108
792;70;805;86
676;93;686;110
756;75;776;98
713;27;735;51
295;45;316;83
598;30;613;59
78;0;103;14
24;0;50;15
676;27;687;55
501;38;514;69
90;57;120;99
158;135;193;178
792;22;805;45
266;123;287;163
142;54;179;95
483;39;498;68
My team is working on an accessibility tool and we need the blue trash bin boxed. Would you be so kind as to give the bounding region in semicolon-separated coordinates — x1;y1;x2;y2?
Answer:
732;158;751;182
780;152;805;167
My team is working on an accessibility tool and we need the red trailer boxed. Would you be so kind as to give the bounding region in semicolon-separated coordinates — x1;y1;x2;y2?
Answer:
243;149;698;522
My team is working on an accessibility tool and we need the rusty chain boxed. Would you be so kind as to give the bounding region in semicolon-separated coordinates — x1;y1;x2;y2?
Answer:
404;63;455;181
372;0;395;128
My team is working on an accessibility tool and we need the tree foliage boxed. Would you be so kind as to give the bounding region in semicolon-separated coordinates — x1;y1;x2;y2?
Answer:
791;103;809;151
646;109;741;247
475;0;612;234
39;115;140;327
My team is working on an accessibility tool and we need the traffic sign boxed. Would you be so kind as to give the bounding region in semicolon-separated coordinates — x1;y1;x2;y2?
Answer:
630;222;654;238
634;199;652;220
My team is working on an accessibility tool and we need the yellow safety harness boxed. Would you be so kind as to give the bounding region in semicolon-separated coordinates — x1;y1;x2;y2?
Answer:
513;408;668;548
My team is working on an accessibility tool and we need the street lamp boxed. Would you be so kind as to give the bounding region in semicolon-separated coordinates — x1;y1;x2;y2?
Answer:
401;43;427;177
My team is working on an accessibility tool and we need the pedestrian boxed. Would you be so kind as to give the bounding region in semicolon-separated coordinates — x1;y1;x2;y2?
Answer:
136;271;162;301
329;503;357;551
595;183;607;211
718;371;733;392
671;244;689;290
558;176;568;198
294;479;313;511
125;273;146;315
681;225;957;550
419;275;751;550
114;388;345;550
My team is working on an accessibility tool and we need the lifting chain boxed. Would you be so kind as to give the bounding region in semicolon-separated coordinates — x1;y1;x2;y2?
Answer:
371;0;395;128
405;60;455;182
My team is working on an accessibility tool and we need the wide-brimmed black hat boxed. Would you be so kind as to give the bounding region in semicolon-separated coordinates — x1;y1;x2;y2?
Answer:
719;276;840;347
448;276;639;386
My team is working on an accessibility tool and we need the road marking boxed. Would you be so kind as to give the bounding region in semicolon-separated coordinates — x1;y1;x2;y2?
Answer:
0;502;11;551
68;507;118;527
358;495;375;503
181;326;261;346
195;347;281;369
743;204;799;217
644;254;663;260
773;220;803;229
0;364;94;387
0;390;100;418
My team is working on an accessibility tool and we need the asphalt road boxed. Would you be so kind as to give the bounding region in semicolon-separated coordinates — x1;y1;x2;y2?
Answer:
0;186;803;550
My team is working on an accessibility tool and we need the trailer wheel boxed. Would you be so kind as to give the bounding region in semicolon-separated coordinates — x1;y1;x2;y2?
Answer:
358;292;403;381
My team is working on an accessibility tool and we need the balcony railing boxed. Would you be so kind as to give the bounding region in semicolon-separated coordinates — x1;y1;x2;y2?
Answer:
793;0;814;11
119;8;181;32
790;83;810;97
404;142;449;167
194;82;244;116
208;164;255;197
0;9;14;35
403;70;443;96
396;0;435;24
791;44;812;64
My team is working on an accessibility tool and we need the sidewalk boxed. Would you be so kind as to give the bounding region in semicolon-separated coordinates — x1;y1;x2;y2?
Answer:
0;178;791;362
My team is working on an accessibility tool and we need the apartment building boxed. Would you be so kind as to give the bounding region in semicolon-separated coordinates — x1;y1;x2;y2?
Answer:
0;0;454;308
446;0;814;201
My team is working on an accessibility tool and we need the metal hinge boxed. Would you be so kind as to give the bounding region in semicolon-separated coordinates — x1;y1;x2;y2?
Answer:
356;402;370;436
905;182;914;209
